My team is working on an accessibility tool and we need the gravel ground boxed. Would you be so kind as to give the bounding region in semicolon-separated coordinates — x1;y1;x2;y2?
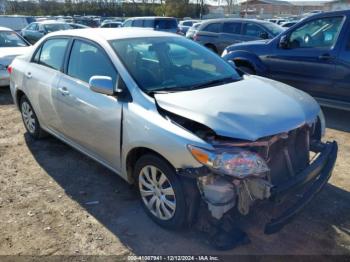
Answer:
0;86;350;257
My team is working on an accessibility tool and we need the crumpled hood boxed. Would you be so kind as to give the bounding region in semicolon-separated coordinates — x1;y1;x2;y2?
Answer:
0;47;30;65
155;75;320;141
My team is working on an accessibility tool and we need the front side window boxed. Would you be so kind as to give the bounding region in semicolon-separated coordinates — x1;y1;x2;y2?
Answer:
44;23;70;33
289;16;343;49
67;40;117;85
243;23;266;38
38;38;69;70
123;20;132;27
0;31;28;47
223;22;241;34
110;37;241;93
27;23;37;31
203;23;221;33
133;20;143;27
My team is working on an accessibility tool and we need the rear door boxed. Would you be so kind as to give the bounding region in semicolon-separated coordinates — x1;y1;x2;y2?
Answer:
23;37;70;130
220;21;243;53
198;22;222;52
334;19;350;103
266;15;345;98
54;39;123;170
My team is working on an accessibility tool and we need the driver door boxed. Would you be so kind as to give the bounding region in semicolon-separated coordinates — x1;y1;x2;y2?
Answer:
266;16;344;98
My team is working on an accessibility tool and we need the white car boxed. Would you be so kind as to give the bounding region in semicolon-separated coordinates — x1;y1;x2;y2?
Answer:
0;27;31;86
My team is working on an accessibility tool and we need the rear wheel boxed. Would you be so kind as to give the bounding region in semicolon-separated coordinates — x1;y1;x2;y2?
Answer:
20;95;46;139
134;154;187;229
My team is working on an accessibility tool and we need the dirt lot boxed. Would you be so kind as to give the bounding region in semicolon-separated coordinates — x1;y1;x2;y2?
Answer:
1;86;350;257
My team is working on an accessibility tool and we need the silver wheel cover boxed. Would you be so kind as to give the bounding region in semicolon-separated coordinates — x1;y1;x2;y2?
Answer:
21;101;36;133
139;165;176;220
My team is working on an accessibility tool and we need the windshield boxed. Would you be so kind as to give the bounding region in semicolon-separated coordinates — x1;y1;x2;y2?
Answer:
44;23;70;33
110;37;241;93
0;31;28;47
262;22;284;36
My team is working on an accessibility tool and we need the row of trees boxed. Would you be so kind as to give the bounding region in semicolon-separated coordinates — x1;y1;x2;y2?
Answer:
5;0;210;18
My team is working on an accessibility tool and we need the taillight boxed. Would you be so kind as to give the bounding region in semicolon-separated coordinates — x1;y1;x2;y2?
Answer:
7;65;12;74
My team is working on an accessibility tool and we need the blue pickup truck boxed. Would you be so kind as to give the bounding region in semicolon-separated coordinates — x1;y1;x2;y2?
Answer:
222;10;350;110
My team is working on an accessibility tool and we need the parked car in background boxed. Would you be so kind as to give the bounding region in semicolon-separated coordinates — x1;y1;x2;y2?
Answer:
193;18;283;54
21;21;71;44
9;29;337;247
186;22;202;39
0;27;30;87
280;21;298;28
179;20;200;35
123;17;179;34
267;18;287;25
0;15;35;33
68;23;89;29
222;10;350;110
73;16;101;28
100;21;122;28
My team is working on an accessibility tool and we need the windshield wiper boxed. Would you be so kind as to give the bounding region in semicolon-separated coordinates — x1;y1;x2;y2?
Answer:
186;77;237;90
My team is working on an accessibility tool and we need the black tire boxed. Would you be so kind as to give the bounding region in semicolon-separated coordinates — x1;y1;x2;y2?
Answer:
19;95;46;139
134;154;188;229
238;65;255;75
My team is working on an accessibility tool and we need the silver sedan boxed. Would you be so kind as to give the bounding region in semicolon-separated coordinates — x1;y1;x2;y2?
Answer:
0;27;30;86
9;28;337;240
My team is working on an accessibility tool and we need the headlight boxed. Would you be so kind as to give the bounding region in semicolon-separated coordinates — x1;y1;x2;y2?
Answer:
188;145;269;179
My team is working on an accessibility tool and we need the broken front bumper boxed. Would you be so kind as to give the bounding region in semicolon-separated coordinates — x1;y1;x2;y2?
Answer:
265;141;338;234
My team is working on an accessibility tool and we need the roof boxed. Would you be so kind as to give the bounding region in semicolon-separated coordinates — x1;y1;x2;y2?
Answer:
125;17;176;20
0;26;12;31
48;28;180;41
200;18;273;25
241;0;292;5
34;20;68;25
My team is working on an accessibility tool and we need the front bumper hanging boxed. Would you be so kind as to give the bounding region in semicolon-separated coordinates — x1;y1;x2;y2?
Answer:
264;141;338;234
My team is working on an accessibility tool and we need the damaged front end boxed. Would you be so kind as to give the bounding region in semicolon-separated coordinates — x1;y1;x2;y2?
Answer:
178;122;338;234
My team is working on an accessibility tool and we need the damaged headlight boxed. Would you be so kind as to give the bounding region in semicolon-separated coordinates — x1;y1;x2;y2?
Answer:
188;145;269;179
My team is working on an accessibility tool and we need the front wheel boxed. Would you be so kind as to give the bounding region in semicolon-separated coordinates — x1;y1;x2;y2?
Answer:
134;154;188;229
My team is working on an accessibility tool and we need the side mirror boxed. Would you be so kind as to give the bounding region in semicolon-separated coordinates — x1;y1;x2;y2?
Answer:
279;35;289;49
260;32;269;39
89;76;114;96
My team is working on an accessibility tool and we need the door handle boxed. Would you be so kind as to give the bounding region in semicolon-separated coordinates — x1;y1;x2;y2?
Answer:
318;54;335;61
26;72;32;79
58;87;70;96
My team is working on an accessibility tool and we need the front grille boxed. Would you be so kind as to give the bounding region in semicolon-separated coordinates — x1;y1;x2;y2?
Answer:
266;126;310;185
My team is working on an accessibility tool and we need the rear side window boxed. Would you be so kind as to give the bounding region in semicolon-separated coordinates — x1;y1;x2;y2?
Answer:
133;19;143;27
223;22;242;34
67;40;117;85
144;19;154;28
243;23;266;37
155;19;178;29
38;38;69;71
203;23;221;33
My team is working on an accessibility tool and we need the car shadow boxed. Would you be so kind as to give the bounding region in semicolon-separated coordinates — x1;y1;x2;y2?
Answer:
322;107;350;133
24;134;350;255
0;87;14;106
